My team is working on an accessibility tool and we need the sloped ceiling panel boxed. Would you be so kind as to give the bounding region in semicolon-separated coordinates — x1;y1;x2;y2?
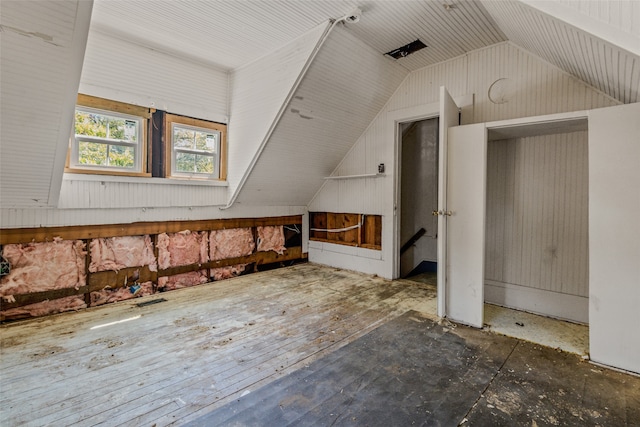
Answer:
89;0;506;72
88;0;353;70
226;23;329;199
0;0;92;208
339;0;506;71
235;26;408;206
483;1;640;104
557;0;640;39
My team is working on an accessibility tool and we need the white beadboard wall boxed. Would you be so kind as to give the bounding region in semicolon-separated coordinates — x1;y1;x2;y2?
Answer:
485;132;589;321
79;30;229;123
57;176;228;209
236;25;407;206
483;1;640;104
0;0;91;209
309;41;619;279
226;22;327;199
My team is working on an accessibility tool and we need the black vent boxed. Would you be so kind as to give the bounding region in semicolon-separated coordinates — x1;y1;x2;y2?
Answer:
385;39;427;59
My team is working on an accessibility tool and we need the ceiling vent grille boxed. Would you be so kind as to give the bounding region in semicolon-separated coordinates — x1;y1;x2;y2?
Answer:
385;39;427;59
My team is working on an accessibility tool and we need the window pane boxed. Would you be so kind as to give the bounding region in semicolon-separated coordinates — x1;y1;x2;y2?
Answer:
205;133;218;151
108;145;135;168
176;152;196;173
108;118;125;140
195;154;214;174
194;131;218;152
107;119;138;142
75;112;107;138
78;141;107;165
174;127;195;149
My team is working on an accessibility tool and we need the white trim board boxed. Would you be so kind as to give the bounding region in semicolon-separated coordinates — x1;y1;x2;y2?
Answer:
485;280;588;324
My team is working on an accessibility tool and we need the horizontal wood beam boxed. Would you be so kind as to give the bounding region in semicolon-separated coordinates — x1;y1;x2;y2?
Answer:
0;216;302;244
88;265;157;290
159;247;305;277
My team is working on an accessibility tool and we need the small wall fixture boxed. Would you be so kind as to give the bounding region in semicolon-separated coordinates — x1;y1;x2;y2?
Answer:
385;39;427;59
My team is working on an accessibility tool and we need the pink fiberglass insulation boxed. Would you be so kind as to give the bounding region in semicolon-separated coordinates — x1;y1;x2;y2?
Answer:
158;270;208;291
209;228;255;261
256;226;286;255
0;296;86;321
0;239;86;297
211;264;248;281
89;235;157;273
157;231;208;270
90;281;154;307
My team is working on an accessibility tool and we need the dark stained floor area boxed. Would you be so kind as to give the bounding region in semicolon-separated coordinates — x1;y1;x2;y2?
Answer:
188;311;640;427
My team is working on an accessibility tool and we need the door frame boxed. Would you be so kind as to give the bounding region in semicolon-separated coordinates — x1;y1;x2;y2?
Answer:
390;94;473;278
390;102;440;280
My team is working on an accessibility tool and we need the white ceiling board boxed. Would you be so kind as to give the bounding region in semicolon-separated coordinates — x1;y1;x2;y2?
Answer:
236;26;408;205
482;0;640;104
522;0;640;56
0;0;92;208
89;0;506;72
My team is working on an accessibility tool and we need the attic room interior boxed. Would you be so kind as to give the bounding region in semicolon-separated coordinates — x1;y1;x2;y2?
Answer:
1;0;639;425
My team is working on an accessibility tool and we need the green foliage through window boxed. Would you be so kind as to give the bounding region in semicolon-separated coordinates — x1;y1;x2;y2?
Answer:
73;108;140;170
173;125;219;175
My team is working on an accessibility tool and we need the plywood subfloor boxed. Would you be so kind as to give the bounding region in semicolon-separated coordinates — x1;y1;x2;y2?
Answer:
0;263;436;426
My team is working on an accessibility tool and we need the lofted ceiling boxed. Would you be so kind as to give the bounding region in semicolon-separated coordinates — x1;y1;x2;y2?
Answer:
89;0;639;101
2;0;638;212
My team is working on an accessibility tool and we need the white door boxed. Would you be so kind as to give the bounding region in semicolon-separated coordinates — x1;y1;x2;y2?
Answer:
445;123;487;328
436;87;460;317
589;102;640;374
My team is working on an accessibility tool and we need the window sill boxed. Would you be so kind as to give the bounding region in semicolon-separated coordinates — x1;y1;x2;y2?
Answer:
63;172;228;187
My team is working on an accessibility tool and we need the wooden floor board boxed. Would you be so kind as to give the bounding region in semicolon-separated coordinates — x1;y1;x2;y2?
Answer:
1;264;434;426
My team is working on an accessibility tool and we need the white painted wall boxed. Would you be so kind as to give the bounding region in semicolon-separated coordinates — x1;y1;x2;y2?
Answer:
309;42;619;279
589;102;640;375
80;30;229;124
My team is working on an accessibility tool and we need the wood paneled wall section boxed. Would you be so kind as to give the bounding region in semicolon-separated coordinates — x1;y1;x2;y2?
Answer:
310;212;381;250
485;132;589;297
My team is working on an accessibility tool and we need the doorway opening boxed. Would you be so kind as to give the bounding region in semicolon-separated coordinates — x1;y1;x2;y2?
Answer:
399;117;439;286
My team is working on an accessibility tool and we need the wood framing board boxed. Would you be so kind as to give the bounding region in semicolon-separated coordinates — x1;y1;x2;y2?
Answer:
0;216;302;244
0;264;437;426
309;212;382;250
0;249;305;313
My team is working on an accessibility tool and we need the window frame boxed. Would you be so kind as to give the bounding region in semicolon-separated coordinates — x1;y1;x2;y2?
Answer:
165;113;227;181
66;94;152;177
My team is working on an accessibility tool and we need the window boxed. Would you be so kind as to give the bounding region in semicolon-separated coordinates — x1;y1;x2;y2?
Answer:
66;95;227;181
166;114;227;180
67;95;151;176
